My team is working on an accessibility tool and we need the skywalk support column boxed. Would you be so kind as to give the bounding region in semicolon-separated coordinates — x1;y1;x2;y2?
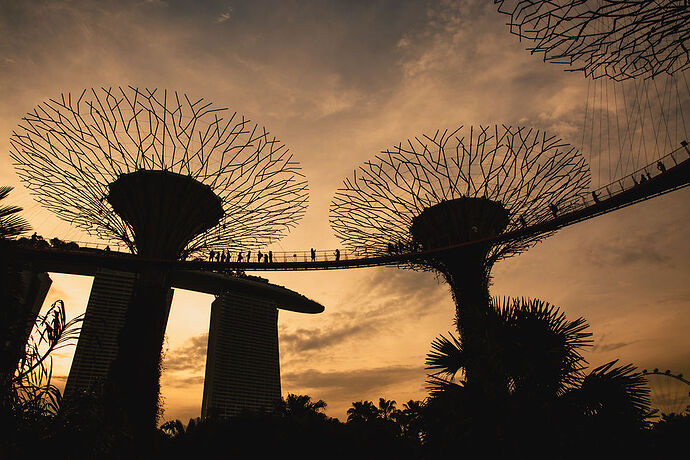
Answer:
410;197;509;385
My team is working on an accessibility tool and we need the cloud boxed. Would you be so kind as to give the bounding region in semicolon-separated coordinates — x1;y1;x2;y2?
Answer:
162;333;208;373
216;7;231;23
279;268;452;358
593;341;632;352
283;364;426;401
281;322;379;352
161;374;205;389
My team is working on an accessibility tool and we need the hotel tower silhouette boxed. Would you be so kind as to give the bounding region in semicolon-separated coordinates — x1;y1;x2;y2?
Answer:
65;269;307;417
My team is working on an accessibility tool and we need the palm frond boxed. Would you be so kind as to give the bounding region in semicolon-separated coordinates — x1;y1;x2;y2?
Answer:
425;373;465;399
571;359;652;426
0;186;31;238
12;300;83;416
492;296;592;393
425;332;465;380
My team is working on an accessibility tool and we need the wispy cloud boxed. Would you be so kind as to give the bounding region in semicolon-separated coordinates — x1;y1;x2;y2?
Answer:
283;364;425;400
162;333;208;373
216;6;231;23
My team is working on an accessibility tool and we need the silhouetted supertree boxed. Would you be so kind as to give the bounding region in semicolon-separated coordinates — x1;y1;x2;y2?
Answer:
11;87;308;257
330;125;590;382
495;0;690;80
9;87;309;437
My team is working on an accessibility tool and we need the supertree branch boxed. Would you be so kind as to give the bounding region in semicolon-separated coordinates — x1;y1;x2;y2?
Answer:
495;0;690;80
331;125;590;387
10;87;308;256
330;125;591;263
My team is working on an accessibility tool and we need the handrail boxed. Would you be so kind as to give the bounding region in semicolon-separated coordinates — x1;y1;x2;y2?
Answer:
12;143;690;271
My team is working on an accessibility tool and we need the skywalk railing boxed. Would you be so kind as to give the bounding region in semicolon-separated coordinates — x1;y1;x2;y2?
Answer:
15;142;690;270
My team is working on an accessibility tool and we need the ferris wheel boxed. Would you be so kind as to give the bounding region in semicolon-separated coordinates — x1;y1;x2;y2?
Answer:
642;368;690;421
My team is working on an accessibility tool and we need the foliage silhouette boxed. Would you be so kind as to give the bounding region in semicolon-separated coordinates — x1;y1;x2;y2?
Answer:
423;296;653;456
1;300;83;456
0;186;30;240
274;393;328;420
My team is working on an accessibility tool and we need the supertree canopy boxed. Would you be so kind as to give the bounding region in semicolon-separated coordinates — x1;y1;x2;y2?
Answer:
9;87;309;435
495;0;690;80
10;86;309;258
331;125;590;265
330;125;590;382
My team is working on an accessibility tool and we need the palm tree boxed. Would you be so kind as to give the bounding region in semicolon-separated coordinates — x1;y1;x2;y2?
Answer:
0;186;32;381
395;400;425;442
377;398;397;421
0;186;30;239
424;297;651;453
346;400;380;423
275;394;327;420
428;297;593;397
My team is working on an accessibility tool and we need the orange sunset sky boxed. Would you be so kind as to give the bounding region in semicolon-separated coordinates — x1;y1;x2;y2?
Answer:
1;0;688;422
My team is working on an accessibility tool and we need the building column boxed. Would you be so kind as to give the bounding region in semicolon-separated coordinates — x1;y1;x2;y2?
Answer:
64;268;173;399
201;291;281;418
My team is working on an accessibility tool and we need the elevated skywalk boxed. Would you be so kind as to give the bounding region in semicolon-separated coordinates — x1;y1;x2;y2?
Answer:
7;145;690;273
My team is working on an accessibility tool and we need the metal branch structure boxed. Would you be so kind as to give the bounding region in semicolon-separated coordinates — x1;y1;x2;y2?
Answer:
9;87;309;435
330;125;590;383
495;0;690;80
331;125;590;264
10;86;308;258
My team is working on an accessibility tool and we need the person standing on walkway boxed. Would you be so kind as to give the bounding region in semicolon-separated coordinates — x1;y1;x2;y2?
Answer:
311;248;316;262
334;249;340;262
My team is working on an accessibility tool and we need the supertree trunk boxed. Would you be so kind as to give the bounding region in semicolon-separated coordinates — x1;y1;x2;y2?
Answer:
438;247;500;388
106;269;170;438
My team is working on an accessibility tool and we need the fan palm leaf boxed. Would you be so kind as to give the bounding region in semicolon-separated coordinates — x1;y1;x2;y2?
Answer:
566;359;652;427
0;186;31;239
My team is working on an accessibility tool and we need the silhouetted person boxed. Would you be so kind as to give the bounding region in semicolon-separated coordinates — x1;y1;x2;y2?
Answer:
269;250;273;263
657;161;666;173
247;250;251;262
257;250;263;263
104;245;110;252
238;252;243;262
334;248;340;262
549;203;558;218
209;250;215;261
220;251;225;263
263;254;268;263
591;191;599;203
311;248;316;261
640;173;647;183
